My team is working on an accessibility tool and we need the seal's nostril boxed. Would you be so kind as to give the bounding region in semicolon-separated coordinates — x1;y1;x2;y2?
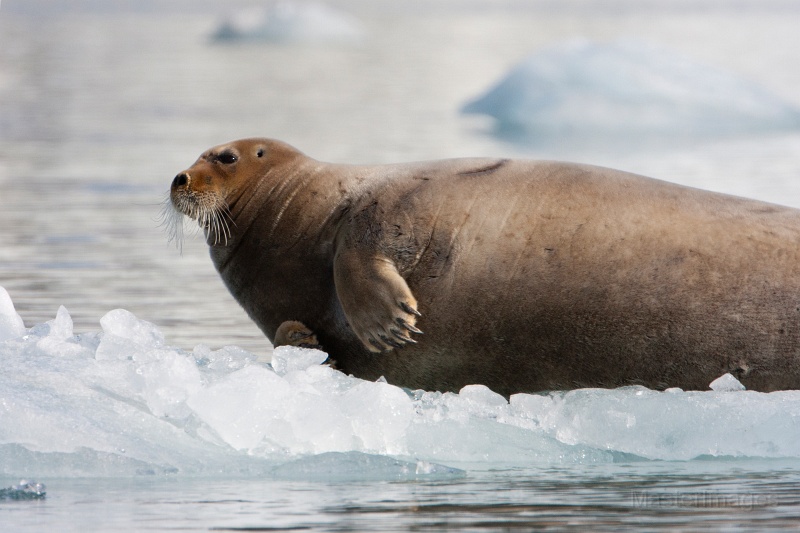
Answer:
173;173;189;188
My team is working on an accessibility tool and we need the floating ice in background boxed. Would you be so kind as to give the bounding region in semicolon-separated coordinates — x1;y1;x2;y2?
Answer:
463;39;800;143
0;480;46;501
211;1;364;44
1;286;800;479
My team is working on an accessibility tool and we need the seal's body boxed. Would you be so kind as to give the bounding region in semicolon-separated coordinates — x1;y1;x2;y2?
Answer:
170;138;800;395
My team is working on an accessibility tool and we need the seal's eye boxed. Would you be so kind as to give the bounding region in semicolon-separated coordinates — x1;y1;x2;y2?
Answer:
257;149;264;158
217;151;238;165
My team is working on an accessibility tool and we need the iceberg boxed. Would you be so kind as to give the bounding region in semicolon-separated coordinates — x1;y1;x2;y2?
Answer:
463;39;800;143
211;1;363;44
1;286;800;479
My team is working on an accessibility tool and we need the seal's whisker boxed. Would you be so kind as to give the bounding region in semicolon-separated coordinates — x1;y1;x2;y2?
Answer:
219;204;236;234
198;195;232;246
208;210;217;243
212;210;225;246
213;213;226;246
220;201;236;225
217;203;233;244
159;194;187;253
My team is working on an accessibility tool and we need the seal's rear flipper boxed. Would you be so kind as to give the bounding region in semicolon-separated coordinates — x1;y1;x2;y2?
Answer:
274;320;322;350
333;248;422;353
273;320;336;368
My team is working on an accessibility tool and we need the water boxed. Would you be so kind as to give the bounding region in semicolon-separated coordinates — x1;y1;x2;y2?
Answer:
4;464;800;532
4;0;800;530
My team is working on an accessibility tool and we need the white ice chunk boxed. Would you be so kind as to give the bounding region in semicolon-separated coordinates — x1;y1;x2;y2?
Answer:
710;373;747;391
48;305;73;339
95;309;165;361
194;344;257;375
338;380;414;455
139;350;203;419
266;391;356;455
524;386;800;460
35;306;86;357
187;365;301;451
99;309;165;346
270;345;328;376
509;393;557;430
0;286;26;342
460;384;509;410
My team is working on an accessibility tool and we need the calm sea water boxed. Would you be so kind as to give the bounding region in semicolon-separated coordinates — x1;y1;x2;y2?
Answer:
4;462;800;532
4;0;800;530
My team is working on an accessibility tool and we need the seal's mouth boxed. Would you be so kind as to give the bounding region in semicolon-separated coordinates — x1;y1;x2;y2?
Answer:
161;188;234;249
170;189;203;220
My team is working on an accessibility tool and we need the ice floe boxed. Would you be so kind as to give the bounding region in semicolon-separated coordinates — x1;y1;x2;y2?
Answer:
1;287;799;479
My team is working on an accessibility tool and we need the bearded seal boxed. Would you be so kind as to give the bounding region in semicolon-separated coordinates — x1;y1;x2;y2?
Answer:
168;138;800;395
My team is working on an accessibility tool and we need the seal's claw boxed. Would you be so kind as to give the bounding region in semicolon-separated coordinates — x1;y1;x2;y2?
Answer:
368;338;386;353
396;317;423;335
391;328;417;344
380;334;404;349
400;301;422;317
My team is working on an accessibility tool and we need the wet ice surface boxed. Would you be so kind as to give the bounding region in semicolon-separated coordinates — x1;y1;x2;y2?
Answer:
2;285;800;483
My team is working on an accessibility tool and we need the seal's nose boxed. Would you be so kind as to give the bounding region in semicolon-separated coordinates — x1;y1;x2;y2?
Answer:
172;172;189;189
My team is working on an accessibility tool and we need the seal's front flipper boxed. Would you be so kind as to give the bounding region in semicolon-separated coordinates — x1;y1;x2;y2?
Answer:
333;249;422;353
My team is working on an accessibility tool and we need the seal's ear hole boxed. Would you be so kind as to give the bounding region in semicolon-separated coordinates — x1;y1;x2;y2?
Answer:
257;149;265;158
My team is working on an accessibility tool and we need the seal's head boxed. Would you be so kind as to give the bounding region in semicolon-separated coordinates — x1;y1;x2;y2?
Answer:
165;138;282;247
